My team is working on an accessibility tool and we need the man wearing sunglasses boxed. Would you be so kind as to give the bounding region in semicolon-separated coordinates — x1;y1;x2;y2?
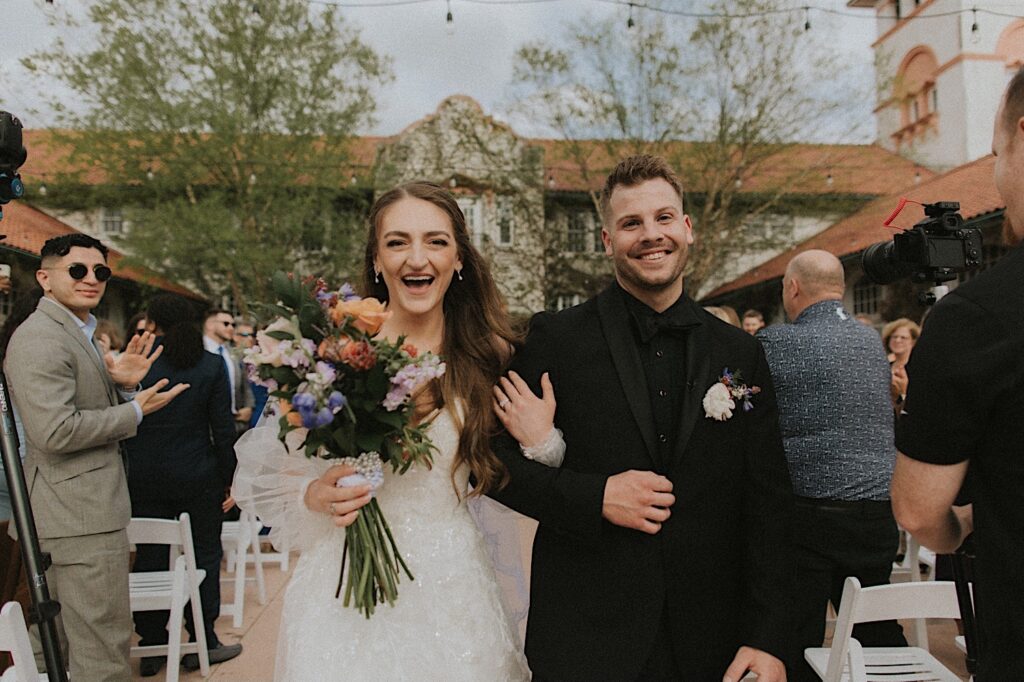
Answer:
3;233;189;681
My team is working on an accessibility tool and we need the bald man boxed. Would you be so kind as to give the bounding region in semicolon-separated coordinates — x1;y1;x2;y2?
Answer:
758;250;907;681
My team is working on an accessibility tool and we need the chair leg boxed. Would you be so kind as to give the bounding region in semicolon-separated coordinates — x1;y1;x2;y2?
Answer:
165;568;187;682
190;576;211;676
249;524;267;605
232;535;247;628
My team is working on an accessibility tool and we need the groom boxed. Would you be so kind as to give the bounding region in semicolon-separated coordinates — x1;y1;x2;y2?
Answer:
491;155;794;681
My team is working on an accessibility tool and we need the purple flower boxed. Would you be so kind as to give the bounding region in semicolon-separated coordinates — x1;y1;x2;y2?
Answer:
314;407;334;428
382;356;446;411
328;391;347;413
292;392;317;412
339;283;360;301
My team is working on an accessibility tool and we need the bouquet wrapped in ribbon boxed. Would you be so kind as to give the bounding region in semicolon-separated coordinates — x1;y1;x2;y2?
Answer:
244;272;445;617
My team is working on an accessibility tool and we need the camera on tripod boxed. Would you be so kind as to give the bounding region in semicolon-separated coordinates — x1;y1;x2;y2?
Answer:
862;201;983;304
0;111;28;221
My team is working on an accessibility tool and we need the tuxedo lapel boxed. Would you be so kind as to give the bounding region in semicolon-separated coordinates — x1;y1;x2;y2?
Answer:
672;302;713;465
596;287;658;465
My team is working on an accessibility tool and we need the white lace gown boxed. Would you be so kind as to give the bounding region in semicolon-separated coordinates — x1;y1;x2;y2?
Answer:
233;410;531;681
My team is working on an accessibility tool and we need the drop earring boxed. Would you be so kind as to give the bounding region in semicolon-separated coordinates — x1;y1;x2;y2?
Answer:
374;268;381;284
456;269;464;281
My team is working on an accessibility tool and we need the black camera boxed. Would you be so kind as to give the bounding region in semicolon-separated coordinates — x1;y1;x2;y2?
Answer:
862;201;983;287
0;111;28;221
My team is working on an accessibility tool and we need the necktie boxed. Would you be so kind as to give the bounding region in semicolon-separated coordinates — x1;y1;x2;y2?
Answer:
218;345;237;414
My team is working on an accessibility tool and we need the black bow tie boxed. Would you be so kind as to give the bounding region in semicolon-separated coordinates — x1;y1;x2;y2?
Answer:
634;313;696;344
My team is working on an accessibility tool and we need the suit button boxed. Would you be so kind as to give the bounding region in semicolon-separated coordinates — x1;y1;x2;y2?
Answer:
658;389;667;397
658;433;668;443
655;350;664;358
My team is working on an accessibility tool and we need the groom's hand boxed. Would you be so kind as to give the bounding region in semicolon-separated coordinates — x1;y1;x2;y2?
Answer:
723;646;786;682
602;470;674;534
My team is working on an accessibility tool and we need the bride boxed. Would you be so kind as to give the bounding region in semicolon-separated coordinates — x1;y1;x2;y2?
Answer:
233;181;560;681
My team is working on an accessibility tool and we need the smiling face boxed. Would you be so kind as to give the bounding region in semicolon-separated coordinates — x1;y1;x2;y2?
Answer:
374;196;462;319
887;325;915;357
36;245;108;320
601;177;693;310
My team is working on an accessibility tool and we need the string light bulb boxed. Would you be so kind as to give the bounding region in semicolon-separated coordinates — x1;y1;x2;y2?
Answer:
249;172;257;185
826;172;833;187
970;8;980;44
627;3;635;31
446;0;454;34
914;170;922;184
38;183;47;196
350;175;357;185
146;167;155;181
803;6;811;32
449;177;457;188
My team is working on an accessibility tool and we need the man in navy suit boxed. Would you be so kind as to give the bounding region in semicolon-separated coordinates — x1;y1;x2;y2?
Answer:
491;155;794;681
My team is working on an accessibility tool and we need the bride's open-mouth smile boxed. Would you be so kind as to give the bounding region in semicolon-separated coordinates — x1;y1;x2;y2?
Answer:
400;273;436;294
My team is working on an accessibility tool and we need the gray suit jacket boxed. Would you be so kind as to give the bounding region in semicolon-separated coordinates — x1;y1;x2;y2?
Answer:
4;298;138;538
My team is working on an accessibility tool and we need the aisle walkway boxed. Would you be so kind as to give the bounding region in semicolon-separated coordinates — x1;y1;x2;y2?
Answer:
130;553;972;681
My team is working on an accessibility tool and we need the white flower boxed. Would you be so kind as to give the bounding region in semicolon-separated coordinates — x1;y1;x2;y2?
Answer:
703;382;736;421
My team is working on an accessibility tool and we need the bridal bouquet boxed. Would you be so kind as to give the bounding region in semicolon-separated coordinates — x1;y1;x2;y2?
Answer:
244;272;445;617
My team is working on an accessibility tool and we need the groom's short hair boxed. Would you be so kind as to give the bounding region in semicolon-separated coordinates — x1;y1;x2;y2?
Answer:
600;154;685;224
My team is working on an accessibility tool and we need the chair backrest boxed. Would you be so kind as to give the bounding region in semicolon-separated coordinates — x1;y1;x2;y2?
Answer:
826;577;960;681
0;602;39;682
128;513;202;588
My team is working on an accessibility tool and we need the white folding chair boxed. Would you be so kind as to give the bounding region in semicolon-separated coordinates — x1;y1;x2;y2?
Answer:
220;509;266;627
890;531;937;648
805;577;961;682
0;602;45;682
128;513;210;681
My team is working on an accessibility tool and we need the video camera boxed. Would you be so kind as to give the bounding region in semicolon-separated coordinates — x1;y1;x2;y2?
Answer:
862;201;983;300
0;111;28;221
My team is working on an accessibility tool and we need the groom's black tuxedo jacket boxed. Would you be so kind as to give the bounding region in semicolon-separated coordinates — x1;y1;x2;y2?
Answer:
491;286;795;682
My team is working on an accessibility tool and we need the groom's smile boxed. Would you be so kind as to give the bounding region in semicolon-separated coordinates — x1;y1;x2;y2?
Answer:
602;177;694;311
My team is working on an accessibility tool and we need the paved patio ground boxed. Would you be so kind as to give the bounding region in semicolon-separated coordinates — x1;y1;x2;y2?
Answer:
131;549;972;681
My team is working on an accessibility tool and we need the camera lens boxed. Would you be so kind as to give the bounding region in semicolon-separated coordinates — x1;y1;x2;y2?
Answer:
862;241;912;285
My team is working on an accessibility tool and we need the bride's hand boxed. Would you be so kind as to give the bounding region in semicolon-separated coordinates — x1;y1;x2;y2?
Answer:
493;371;555;448
304;464;373;528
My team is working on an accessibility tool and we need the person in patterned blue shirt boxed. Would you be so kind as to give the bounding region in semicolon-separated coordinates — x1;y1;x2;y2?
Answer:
758;249;906;682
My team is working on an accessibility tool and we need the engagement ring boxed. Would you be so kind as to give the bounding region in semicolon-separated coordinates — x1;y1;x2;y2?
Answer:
329;502;336;515
498;399;510;410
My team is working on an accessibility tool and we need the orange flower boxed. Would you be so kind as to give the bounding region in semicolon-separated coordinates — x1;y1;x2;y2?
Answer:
317;335;350;362
278;399;303;427
401;343;418;358
330;298;390;336
339;340;377;371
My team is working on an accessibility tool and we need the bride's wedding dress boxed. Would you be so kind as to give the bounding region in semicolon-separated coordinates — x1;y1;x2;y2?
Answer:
233;409;531;681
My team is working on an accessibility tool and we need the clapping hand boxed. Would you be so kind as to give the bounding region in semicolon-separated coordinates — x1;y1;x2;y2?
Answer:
133;378;190;415
106;331;163;387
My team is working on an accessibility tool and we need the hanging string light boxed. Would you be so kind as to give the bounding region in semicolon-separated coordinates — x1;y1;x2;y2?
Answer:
445;0;454;34
627;2;635;31
970;7;980;44
803;6;811;32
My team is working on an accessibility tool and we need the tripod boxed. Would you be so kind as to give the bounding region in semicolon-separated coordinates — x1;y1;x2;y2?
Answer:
0;369;68;682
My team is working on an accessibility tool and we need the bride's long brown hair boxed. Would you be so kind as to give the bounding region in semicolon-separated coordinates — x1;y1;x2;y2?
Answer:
362;181;519;496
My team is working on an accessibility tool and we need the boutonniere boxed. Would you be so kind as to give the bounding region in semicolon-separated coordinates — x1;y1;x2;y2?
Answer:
703;367;761;422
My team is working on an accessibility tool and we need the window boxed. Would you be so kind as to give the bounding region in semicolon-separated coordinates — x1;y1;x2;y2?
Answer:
911;100;920;122
853;277;880;315
101;207;124;235
495;196;514;246
552;293;582;311
565;209;602;253
457;197;484;247
893;47;939;145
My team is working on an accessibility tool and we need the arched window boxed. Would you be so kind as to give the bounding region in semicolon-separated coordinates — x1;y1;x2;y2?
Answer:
996;21;1024;71
893;47;939;146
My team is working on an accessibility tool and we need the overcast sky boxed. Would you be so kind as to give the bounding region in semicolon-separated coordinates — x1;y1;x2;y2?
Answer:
1;0;878;139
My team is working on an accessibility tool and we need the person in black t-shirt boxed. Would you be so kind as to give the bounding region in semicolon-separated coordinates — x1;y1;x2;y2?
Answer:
891;68;1024;680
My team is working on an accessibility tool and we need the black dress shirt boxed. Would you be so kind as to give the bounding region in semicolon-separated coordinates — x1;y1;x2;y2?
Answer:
620;285;701;466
